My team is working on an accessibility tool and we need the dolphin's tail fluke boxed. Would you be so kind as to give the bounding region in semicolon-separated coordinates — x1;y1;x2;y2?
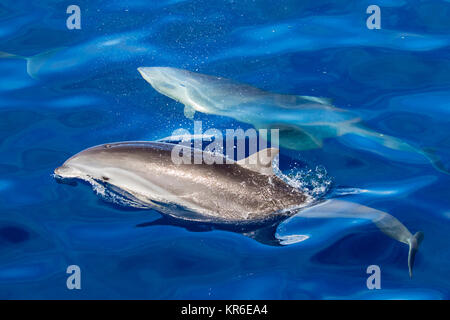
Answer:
422;147;450;176
0;51;24;59
408;231;424;278
342;125;450;175
0;48;64;79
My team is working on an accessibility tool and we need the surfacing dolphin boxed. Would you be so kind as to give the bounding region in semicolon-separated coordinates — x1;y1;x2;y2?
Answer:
54;141;423;276
54;141;307;223
137;67;448;174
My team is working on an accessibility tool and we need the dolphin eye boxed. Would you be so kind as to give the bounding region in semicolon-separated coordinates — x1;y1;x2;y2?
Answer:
105;144;111;149
102;176;110;181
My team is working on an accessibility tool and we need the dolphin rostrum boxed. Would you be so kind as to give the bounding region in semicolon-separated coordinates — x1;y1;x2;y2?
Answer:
54;141;423;276
138;67;448;174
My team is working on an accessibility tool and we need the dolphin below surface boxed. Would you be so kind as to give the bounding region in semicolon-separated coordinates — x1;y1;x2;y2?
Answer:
138;67;448;174
55;141;423;276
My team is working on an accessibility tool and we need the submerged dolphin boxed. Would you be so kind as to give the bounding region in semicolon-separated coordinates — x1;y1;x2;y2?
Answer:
54;141;423;276
137;67;448;174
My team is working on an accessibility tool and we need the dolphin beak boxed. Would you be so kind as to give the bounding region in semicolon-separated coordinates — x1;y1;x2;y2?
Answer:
54;165;65;176
138;67;153;85
53;165;78;186
54;164;77;179
137;67;164;86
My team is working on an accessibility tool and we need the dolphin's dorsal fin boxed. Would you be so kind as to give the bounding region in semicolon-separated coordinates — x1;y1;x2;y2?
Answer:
236;148;279;176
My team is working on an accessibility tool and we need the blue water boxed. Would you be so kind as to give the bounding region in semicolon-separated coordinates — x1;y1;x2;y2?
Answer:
1;0;449;299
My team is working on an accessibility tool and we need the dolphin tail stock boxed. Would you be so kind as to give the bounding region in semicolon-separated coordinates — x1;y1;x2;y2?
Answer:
242;222;285;246
295;199;424;277
407;231;424;278
343;124;419;154
361;202;425;278
363;204;425;278
341;124;450;174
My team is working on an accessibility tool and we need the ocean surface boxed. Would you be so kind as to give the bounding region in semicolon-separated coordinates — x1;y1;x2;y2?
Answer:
0;0;449;299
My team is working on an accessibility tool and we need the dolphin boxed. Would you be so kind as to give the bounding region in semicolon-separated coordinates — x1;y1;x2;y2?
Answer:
54;141;308;223
0;31;157;80
54;141;423;276
137;67;448;174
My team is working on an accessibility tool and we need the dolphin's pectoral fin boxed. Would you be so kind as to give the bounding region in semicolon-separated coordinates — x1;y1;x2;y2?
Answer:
184;104;196;119
236;148;279;176
266;124;324;151
93;181;157;209
241;222;284;246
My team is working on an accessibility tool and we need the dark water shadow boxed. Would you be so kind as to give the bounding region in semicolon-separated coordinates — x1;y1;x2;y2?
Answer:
136;213;289;247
